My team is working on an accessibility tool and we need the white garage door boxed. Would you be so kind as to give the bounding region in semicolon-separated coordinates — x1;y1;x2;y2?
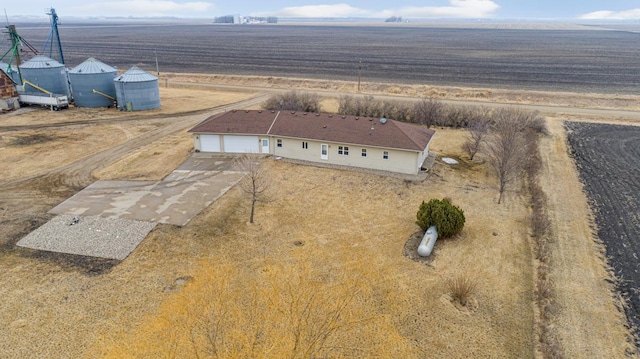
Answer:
200;135;221;152
223;135;260;153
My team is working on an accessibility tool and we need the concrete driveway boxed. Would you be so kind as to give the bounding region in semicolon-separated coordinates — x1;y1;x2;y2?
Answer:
49;154;245;226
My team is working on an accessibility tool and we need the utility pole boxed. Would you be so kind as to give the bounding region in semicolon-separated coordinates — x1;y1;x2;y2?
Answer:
357;58;362;93
154;51;160;77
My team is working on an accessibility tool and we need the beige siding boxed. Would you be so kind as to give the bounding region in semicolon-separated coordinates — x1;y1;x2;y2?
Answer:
193;133;429;174
273;137;420;174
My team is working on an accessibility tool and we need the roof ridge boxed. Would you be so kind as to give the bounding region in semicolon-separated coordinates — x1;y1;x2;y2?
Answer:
266;110;280;134
390;119;423;149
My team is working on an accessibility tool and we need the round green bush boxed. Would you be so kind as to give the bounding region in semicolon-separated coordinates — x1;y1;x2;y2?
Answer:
416;198;465;238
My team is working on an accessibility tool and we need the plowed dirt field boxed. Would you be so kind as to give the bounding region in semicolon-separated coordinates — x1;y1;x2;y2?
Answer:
565;122;640;343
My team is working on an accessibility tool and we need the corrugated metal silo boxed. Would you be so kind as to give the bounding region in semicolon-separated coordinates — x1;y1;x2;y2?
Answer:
69;58;117;107
114;66;160;111
0;61;20;84
19;55;71;98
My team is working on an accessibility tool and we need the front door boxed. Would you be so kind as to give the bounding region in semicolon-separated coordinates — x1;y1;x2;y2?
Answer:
321;144;328;160
261;139;269;153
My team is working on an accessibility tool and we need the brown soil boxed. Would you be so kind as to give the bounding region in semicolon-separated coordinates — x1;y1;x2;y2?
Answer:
0;76;635;358
564;121;640;350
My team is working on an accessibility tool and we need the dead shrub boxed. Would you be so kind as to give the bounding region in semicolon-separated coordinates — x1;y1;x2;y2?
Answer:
447;276;477;307
262;90;321;112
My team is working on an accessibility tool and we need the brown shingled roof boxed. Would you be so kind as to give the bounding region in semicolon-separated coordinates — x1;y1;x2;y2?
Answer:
189;110;435;152
189;110;277;135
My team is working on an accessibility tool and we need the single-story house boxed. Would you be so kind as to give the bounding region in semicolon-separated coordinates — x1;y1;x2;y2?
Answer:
188;110;435;175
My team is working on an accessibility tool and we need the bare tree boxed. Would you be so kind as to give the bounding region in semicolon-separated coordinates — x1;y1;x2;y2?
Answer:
235;154;270;223
262;90;321;112
411;97;444;127
462;113;491;160
484;108;529;204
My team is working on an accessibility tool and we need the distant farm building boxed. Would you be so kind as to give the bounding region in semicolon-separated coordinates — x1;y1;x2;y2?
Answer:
189;110;435;175
69;58;117;108
213;15;277;24
114;66;160;111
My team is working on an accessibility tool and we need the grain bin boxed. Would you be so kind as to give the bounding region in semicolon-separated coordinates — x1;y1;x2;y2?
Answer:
19;55;71;98
114;66;160;111
0;61;20;84
69;58;117;107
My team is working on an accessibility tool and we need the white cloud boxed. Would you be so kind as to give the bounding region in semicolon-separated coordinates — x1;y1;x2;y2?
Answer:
272;3;370;18
384;0;500;18
579;8;640;20
71;0;213;17
260;0;499;18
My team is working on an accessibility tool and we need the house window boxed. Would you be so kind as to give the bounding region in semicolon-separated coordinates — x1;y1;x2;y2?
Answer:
338;146;349;155
383;151;389;160
302;141;308;149
361;149;367;157
277;139;282;148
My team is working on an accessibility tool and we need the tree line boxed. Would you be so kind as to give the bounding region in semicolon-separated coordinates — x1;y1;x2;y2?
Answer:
263;90;547;204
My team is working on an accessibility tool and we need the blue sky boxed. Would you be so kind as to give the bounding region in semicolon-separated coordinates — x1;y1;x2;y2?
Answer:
6;0;640;20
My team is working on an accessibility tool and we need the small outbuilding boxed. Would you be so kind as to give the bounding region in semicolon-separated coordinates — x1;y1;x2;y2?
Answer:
189;110;435;175
114;66;160;111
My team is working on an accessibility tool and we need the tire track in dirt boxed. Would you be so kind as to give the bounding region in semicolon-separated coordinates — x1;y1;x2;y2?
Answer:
0;106;242;132
0;95;268;248
565;121;640;346
0;95;268;189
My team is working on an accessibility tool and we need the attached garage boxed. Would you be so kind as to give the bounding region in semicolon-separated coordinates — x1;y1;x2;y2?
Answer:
222;135;260;153
200;135;221;152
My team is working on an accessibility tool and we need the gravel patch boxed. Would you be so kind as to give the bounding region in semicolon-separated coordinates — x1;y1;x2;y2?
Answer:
17;215;157;260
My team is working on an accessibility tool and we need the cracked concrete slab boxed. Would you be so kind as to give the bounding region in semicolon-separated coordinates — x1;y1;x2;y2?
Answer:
49;164;244;226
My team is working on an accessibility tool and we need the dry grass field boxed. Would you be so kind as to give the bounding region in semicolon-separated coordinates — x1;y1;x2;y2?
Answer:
91;128;536;358
0;78;636;358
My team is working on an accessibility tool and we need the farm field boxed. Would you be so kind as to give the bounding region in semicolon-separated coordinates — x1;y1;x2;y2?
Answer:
4;21;640;94
565;122;640;344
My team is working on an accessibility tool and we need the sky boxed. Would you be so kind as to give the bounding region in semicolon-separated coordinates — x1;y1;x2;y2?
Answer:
4;0;640;20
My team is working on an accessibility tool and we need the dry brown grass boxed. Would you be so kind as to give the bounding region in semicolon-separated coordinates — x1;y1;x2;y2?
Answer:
0;88;254;182
165;72;640;112
93;130;193;181
88;128;536;358
0;80;634;358
536;118;634;357
0;124;150;181
447;275;478;307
